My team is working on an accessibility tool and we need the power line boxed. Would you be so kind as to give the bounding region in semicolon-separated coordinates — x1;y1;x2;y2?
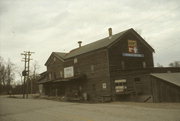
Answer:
21;51;34;99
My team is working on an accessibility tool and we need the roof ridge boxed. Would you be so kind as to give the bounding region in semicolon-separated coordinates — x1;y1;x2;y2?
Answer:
79;28;131;47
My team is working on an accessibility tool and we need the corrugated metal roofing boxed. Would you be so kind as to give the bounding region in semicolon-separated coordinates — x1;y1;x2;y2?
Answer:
151;73;180;87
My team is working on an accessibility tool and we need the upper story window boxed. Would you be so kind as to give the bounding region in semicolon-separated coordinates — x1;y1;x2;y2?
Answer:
143;61;146;68
48;73;52;80
59;71;63;78
54;72;57;79
53;57;56;62
90;65;94;72
74;58;78;64
92;84;96;91
121;61;125;70
77;68;80;74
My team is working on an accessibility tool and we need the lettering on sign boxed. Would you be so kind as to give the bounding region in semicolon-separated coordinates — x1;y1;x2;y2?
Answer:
64;66;74;78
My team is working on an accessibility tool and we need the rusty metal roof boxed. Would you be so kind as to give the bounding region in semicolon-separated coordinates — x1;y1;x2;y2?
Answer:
151;73;180;87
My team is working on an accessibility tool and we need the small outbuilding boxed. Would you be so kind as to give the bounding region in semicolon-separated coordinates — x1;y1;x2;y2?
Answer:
150;73;180;102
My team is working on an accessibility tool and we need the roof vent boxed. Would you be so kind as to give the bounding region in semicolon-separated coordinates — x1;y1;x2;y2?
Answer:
108;28;112;39
78;41;82;48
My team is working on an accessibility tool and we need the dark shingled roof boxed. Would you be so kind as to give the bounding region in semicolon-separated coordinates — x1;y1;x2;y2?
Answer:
53;52;67;60
151;73;180;87
51;28;154;60
64;29;129;59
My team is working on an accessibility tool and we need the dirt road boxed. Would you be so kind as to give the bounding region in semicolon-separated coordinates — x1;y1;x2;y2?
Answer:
0;96;180;121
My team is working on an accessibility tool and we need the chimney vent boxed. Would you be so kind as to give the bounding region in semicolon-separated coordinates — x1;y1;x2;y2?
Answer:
78;41;82;48
108;28;112;39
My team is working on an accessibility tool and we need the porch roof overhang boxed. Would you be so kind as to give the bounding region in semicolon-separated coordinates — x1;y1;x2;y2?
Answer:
38;79;53;84
53;74;86;83
38;74;86;84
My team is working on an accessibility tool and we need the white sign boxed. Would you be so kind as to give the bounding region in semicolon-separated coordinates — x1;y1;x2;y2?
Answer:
115;79;126;83
64;66;74;78
102;83;107;89
122;53;144;57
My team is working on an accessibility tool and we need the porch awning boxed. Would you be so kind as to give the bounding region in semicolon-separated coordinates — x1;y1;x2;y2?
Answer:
38;79;53;84
53;74;86;83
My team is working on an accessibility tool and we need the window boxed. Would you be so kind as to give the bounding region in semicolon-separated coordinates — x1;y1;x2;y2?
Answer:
142;61;146;68
54;72;56;79
49;73;52;80
77;68;80;74
59;71;63;78
121;61;125;70
92;84;96;91
53;57;56;62
74;58;78;64
134;78;142;84
90;65;94;72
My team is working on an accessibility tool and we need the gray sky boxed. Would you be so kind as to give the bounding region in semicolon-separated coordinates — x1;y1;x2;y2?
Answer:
0;0;180;81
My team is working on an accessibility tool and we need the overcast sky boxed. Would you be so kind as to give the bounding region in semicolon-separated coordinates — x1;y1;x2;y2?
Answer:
0;0;180;81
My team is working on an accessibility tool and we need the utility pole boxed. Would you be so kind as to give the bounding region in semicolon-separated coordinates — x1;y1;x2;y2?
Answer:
21;51;34;99
21;52;28;99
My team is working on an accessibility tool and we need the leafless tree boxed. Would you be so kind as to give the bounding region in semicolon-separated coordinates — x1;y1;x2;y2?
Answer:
157;63;163;67
28;60;40;94
169;61;180;67
6;59;14;85
0;56;15;94
0;56;7;87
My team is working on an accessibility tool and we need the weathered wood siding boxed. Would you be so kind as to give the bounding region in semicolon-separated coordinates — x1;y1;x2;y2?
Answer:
108;31;154;72
46;55;64;80
151;76;180;102
64;49;111;101
107;31;154;101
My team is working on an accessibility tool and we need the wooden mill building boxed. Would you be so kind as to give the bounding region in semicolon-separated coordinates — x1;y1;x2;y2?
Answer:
38;28;180;102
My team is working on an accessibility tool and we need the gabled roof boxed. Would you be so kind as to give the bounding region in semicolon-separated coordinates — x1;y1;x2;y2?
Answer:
64;28;154;59
45;52;66;66
45;28;155;63
53;52;66;60
64;29;129;58
151;73;180;87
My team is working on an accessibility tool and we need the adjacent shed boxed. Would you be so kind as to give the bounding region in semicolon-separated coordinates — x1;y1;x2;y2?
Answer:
150;73;180;102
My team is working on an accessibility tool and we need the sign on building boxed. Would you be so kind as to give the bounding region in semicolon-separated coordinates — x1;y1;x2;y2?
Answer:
64;66;74;78
115;79;127;93
102;83;107;89
122;53;144;57
128;40;138;53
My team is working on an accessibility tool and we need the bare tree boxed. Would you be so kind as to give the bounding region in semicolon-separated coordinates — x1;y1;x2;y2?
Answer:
169;61;180;67
28;60;40;94
0;56;15;94
0;57;7;86
157;63;163;67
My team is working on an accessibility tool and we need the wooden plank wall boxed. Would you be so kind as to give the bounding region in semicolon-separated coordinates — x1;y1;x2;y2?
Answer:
151;76;180;102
